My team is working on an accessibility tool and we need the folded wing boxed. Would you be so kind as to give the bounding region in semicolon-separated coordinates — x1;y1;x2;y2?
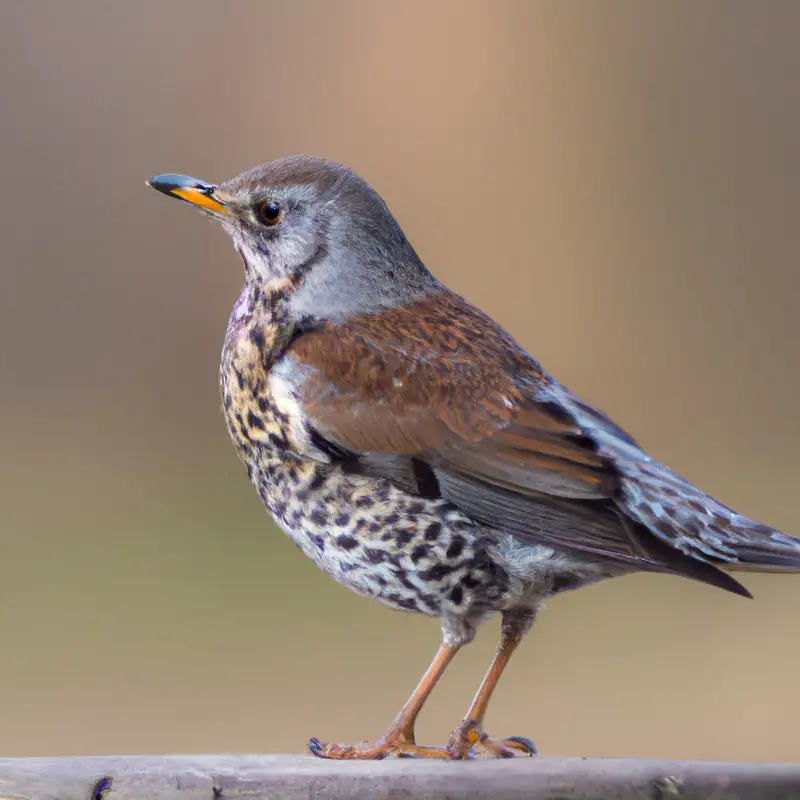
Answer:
283;290;796;596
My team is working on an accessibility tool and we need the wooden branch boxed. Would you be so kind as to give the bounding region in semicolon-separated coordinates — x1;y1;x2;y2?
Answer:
0;754;798;800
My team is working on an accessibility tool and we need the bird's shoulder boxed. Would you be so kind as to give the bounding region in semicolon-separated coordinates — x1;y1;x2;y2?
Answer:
287;289;545;431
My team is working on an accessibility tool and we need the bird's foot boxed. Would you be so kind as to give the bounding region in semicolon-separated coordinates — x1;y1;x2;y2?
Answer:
446;719;537;759
308;721;536;760
307;734;450;760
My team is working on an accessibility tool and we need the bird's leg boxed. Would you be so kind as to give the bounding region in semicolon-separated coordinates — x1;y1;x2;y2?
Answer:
447;608;538;759
308;639;462;759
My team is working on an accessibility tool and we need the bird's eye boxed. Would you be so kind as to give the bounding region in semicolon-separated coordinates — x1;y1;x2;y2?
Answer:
259;201;283;225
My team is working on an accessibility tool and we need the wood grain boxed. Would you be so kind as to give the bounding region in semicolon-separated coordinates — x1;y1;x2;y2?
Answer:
0;754;798;799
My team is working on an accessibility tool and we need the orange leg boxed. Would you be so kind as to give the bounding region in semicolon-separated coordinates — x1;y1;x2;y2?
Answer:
447;609;537;759
308;640;461;759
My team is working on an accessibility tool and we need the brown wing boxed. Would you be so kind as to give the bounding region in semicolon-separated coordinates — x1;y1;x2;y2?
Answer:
292;291;616;487
284;290;752;591
287;292;636;553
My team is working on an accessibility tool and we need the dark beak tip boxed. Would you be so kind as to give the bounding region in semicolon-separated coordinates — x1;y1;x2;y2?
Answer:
146;173;213;192
146;174;177;196
146;172;228;214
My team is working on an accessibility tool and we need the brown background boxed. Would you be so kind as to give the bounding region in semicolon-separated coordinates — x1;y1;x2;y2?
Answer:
1;1;798;762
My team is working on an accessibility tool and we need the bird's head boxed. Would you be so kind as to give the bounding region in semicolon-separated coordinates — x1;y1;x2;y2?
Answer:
148;155;436;323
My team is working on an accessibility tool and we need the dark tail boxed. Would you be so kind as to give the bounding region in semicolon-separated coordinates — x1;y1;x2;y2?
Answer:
549;384;800;596
724;523;800;572
619;459;800;597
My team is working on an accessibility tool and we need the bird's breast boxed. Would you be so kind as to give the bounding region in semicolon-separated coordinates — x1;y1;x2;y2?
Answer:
219;313;308;464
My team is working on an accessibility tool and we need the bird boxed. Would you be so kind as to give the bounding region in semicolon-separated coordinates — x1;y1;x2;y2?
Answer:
147;155;800;760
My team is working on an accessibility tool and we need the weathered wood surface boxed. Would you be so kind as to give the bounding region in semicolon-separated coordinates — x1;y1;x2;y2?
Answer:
0;754;798;800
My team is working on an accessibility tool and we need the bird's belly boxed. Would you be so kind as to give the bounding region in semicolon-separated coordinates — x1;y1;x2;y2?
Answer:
247;456;520;616
487;535;617;601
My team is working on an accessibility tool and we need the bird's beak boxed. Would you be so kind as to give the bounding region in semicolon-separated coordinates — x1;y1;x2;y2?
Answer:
146;173;229;215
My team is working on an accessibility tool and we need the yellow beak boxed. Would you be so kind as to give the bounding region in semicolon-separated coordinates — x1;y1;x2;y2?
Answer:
147;173;228;215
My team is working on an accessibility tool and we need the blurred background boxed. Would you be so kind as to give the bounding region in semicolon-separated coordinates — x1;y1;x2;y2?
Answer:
0;1;798;763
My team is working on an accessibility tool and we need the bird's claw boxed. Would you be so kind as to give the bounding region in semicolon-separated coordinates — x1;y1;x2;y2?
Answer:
479;733;537;759
447;719;536;759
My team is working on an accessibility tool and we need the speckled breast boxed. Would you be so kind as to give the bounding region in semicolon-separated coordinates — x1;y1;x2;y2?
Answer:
216;294;520;619
220;320;291;463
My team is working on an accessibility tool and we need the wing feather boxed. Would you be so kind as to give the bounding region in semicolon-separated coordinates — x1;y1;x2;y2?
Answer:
282;289;787;593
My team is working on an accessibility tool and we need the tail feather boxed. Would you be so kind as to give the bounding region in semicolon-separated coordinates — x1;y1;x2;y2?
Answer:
623;459;800;576
550;386;799;593
634;529;753;598
726;526;800;572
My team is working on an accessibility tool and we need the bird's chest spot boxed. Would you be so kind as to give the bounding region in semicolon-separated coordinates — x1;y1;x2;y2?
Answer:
250;460;518;617
220;323;302;461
